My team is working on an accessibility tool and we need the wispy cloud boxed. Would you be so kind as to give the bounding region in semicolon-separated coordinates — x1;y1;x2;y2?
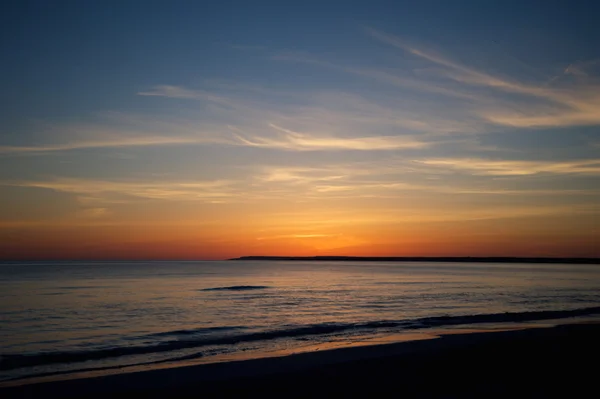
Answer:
309;179;599;197
6;83;447;155
272;51;486;103
141;78;486;142
256;163;600;198
564;60;600;77
233;123;429;151
0;135;212;154
138;85;233;105
258;166;347;184
274;28;600;132
7;178;238;202
366;28;550;98
419;158;600;176
2;116;432;155
9;160;595;213
365;28;600;129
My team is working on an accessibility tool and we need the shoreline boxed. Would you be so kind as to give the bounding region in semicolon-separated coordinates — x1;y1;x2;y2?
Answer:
3;321;599;398
230;256;600;264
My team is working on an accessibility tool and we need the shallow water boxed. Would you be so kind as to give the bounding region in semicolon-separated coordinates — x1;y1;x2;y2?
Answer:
1;260;599;382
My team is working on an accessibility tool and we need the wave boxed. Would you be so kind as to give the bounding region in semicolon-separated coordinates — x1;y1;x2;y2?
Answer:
149;326;245;337
1;347;235;383
2;306;599;371
201;285;271;291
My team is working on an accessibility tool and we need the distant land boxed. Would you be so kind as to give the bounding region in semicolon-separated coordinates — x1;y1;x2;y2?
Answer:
230;256;600;264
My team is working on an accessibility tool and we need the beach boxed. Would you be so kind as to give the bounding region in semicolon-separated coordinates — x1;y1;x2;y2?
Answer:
3;322;598;398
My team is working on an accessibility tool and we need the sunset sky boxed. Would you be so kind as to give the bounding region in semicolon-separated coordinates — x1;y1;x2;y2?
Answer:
1;0;599;259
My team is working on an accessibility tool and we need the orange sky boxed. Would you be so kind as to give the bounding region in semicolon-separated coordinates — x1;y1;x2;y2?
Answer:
1;211;598;259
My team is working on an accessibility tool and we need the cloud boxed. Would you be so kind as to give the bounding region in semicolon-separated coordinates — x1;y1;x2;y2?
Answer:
296;92;483;135
7;178;238;202
8;29;598;161
259;166;347;184
0;125;429;155
233;123;429;151
2;119;430;155
366;29;550;98
139;84;459;143
10;160;593;212
272;51;485;103
138;85;232;105
255;163;600;199
4;87;441;155
275;28;600;132
366;29;562;100
0;115;248;154
365;28;600;129
310;180;598;197
564;60;600;77
0;135;211;154
418;158;600;176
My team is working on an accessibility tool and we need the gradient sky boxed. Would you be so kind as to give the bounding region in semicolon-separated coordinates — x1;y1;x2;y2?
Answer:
1;0;599;259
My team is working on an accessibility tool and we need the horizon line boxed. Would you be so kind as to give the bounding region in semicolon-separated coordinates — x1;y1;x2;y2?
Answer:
1;255;599;264
229;255;600;264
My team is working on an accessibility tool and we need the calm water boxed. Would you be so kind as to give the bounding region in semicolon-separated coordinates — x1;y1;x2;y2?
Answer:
1;261;600;383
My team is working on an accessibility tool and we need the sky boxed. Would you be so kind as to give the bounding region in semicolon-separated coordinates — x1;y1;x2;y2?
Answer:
1;0;599;259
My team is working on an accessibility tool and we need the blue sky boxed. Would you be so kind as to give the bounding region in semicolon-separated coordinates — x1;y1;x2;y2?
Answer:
1;0;599;259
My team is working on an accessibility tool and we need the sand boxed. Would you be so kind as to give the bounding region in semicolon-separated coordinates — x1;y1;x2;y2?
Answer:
2;322;599;398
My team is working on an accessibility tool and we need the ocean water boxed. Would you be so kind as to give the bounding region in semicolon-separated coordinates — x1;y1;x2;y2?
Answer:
1;260;600;384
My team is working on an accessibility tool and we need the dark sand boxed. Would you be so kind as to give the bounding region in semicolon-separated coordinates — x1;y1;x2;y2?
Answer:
3;323;599;398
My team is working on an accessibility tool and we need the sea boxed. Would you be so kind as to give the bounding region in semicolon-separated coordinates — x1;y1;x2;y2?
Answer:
1;260;600;385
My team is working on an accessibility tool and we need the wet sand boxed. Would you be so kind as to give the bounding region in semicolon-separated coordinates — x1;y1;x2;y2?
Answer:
3;322;599;398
